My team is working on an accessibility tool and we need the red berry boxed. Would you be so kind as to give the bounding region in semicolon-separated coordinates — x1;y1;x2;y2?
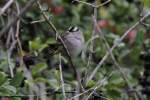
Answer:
97;20;109;28
51;6;64;15
126;29;137;43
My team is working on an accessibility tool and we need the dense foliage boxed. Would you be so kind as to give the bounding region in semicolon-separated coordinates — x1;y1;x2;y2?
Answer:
0;0;150;100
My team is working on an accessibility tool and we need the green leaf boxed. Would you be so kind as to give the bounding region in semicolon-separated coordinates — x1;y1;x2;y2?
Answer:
127;74;138;86
3;85;17;95
108;71;124;86
29;37;49;52
135;32;144;46
107;89;121;99
29;38;42;51
48;79;60;90
0;72;7;86
0;80;16;96
86;80;96;88
141;0;150;8
46;38;57;44
10;71;24;87
35;77;48;83
54;70;60;80
32;63;47;75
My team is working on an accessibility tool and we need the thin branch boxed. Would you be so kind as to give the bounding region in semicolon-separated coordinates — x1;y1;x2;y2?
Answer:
6;10;15;47
96;0;111;8
72;0;96;7
37;1;84;92
0;0;14;16
91;16;129;84
69;72;113;100
85;72;113;100
7;40;17;78
0;0;37;37
30;19;46;24
73;0;111;8
84;0;97;86
59;54;66;99
15;1;24;56
87;15;142;100
88;12;150;83
140;21;150;28
15;1;20;39
68;88;92;100
92;16;142;99
1;90;75;97
6;12;16;78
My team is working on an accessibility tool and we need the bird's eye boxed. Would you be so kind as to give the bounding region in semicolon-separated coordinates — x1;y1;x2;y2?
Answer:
68;26;79;32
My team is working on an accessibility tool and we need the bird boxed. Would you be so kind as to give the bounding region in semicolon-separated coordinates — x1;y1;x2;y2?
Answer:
44;26;85;58
62;26;85;58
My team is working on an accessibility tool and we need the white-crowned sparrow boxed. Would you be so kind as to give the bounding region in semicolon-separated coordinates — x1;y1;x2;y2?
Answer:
62;26;85;58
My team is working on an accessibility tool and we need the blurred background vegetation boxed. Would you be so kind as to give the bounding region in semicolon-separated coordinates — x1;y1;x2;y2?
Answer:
0;0;150;100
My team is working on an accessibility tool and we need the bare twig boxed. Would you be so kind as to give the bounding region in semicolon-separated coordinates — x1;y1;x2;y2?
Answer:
96;0;111;8
69;72;113;100
90;16;129;85
0;0;37;37
0;0;14;16
84;0;98;86
30;19;46;24
68;88;92;100
73;0;111;8
59;54;66;99
6;10;16;78
88;12;150;83
85;72;113;100
7;40;17;78
1;90;75;97
6;9;15;47
92;16;143;99
140;21;150;28
15;1;24;56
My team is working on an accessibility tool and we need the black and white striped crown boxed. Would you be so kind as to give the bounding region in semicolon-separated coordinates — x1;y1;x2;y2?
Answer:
67;26;79;32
